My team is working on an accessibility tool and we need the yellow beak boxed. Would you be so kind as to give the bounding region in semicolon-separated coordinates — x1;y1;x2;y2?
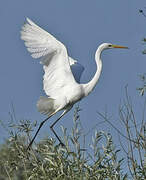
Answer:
111;44;128;49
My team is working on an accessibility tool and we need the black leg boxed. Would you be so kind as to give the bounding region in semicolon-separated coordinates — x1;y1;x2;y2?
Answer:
27;107;71;150
50;109;71;146
27;114;54;150
50;115;65;146
50;126;64;146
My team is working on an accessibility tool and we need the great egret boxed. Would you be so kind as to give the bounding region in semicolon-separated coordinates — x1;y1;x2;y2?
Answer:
21;18;128;148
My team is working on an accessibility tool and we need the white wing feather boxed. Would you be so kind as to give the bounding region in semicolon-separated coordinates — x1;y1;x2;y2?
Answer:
21;18;84;97
21;18;64;59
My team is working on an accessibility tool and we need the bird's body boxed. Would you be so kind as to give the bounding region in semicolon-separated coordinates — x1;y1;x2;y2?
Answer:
39;52;85;115
21;18;128;147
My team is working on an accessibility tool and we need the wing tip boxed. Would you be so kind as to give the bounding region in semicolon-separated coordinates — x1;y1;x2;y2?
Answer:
26;17;33;25
24;17;36;27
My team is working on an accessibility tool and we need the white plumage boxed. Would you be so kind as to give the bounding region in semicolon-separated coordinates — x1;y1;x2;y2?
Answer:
21;18;84;105
20;18;128;147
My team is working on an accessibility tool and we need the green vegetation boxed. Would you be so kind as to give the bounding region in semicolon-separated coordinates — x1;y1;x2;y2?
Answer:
0;107;126;180
137;74;146;96
0;96;145;180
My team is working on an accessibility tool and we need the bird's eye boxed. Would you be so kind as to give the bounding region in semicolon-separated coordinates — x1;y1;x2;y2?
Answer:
108;44;112;47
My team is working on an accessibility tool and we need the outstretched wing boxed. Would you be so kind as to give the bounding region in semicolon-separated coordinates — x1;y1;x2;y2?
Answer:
69;57;84;83
21;18;77;98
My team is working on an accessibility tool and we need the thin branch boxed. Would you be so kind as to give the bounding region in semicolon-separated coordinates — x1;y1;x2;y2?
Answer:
97;111;138;144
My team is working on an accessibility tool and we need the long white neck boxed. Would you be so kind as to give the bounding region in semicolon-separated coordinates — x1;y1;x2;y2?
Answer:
83;47;103;96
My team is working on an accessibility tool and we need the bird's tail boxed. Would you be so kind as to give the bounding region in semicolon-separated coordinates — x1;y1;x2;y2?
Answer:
37;96;55;115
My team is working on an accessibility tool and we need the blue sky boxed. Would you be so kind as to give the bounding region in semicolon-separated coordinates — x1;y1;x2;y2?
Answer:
0;0;145;158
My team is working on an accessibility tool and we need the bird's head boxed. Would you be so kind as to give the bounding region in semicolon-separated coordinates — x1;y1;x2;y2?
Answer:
98;43;128;51
95;43;128;60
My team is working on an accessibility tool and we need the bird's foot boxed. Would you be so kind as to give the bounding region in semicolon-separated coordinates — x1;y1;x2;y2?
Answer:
59;142;65;147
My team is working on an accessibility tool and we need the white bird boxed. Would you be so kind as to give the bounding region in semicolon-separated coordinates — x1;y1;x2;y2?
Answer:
20;18;128;148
